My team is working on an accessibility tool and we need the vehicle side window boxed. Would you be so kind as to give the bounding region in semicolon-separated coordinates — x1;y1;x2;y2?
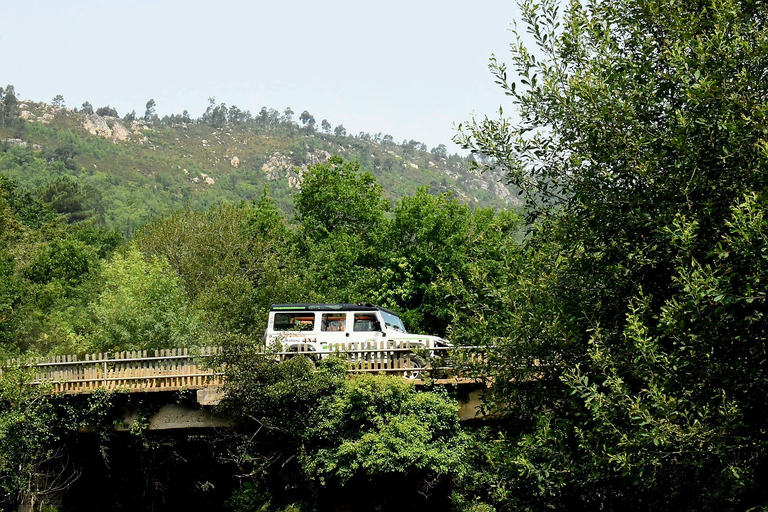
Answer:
274;313;315;331
321;313;346;332
353;313;380;332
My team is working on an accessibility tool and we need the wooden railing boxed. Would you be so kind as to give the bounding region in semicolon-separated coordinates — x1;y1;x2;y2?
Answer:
3;347;223;394
1;344;485;394
283;341;456;377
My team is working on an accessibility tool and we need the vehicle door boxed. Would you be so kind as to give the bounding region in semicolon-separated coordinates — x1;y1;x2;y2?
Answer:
343;312;384;361
316;312;348;353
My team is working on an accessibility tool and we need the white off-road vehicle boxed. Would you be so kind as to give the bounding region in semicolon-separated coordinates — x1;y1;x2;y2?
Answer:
265;303;451;377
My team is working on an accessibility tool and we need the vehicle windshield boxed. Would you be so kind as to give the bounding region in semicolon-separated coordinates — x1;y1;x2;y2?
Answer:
380;310;407;333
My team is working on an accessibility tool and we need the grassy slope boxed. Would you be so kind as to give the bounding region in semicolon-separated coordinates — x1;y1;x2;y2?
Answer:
1;101;519;236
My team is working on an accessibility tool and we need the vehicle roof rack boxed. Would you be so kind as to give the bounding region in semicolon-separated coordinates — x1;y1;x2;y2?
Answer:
270;303;379;312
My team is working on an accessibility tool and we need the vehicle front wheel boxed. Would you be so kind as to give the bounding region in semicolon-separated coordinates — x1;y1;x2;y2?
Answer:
397;355;425;380
284;346;319;364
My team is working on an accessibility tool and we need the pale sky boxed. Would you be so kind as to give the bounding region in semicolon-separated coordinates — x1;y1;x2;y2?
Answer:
0;0;521;153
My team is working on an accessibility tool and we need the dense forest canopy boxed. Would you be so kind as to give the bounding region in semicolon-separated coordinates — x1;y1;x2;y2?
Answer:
2;0;768;509
455;0;768;508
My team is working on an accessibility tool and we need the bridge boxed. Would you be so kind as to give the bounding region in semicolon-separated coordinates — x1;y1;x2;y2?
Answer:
3;344;490;425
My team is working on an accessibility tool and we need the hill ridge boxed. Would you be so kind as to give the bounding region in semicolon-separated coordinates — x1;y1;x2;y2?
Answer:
1;94;519;236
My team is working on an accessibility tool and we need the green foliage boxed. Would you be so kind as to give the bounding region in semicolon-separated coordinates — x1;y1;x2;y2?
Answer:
295;156;389;241
23;238;98;285
378;189;521;336
51;95;65;109
0;85;20;129
220;346;467;510
144;99;156;123
4;94;517;239
89;247;202;352
0;87;530;510
0;250;19;306
0;177;123;356
0;252;22;351
0;368;78;511
456;0;768;508
201;97;231;128
299;110;315;132
303;375;468;485
0;376;186;512
289;161;521;338
133;194;298;338
95;105;118;118
0;173;58;230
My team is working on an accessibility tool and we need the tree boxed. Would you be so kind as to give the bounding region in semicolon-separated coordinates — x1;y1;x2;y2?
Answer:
143;99;156;123
51;95;65;108
299;110;315;131
0;175;57;231
402;139;422;157
257;107;270;126
80;101;94;115
282;107;294;124
291;157;392;304
201;97;228;128
89;247;202;352
42;143;80;172
132;195;297;337
36;175;103;224
95;105;118;117
430;144;448;159
228;105;250;126
321;119;331;133
374;189;521;336
294;156;388;241
456;0;768;508
0;368;80;511
0;248;22;347
23;238;98;286
219;349;467;511
0;84;19;128
333;124;346;137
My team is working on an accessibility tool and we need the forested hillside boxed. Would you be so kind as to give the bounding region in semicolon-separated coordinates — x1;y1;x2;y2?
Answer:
0;92;517;236
2;0;768;510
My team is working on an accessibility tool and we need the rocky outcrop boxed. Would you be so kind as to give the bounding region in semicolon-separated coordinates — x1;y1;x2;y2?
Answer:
3;138;42;150
306;150;331;166
261;152;299;184
261;150;332;190
131;120;149;133
83;114;131;142
261;150;331;190
230;156;240;168
83;114;112;137
111;121;131;142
